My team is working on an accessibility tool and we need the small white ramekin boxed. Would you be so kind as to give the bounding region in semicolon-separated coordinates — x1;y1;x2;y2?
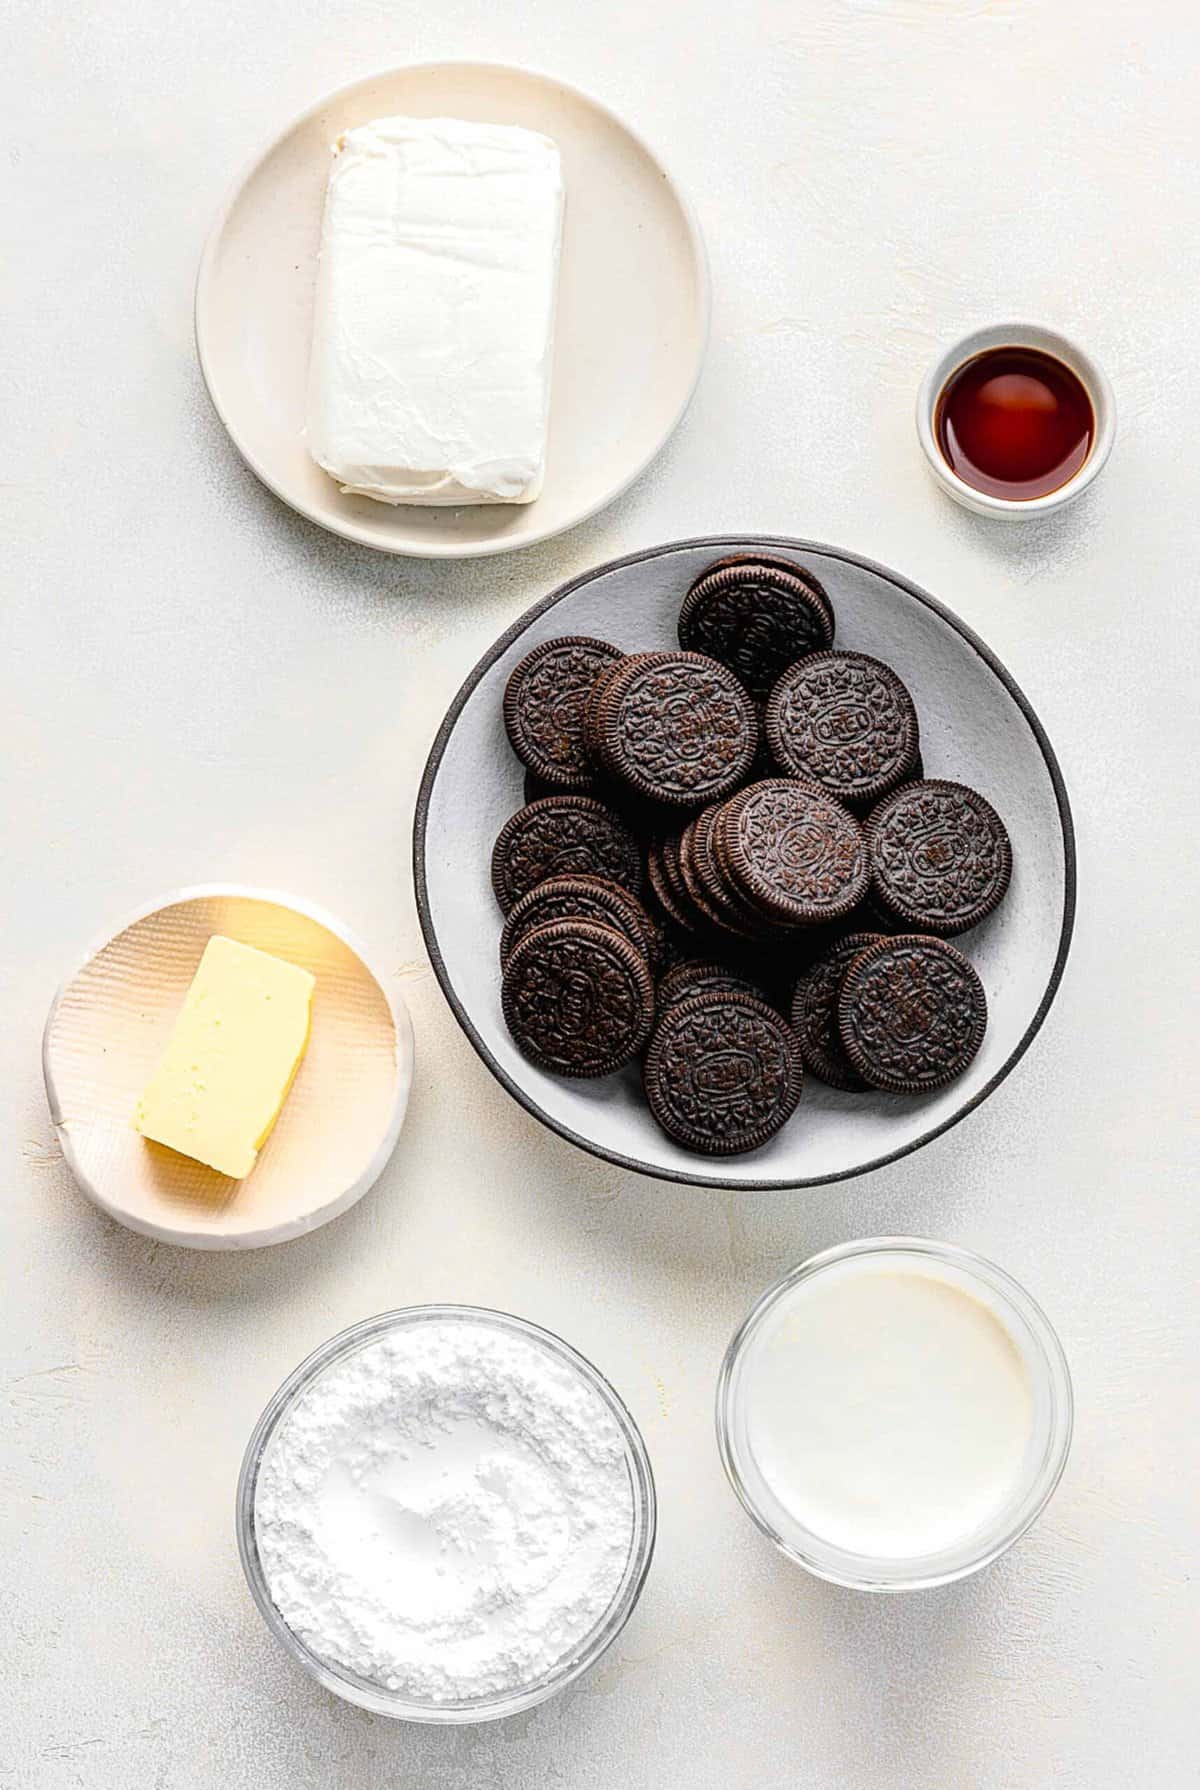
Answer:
916;322;1115;519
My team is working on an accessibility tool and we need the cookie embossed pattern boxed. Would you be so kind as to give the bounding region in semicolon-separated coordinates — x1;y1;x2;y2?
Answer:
503;637;624;791
678;557;834;695
491;797;644;912
644;994;803;1155
502;921;655;1077
868;781;1012;935
596;652;758;807
501;876;658;969
721;780;870;924
766;652;920;808
838;937;988;1095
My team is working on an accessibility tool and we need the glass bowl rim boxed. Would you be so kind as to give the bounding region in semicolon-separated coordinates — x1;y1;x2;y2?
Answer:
237;1302;657;1720
715;1236;1073;1591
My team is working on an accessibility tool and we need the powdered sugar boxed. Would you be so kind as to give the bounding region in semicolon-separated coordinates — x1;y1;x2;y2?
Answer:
252;1315;637;1704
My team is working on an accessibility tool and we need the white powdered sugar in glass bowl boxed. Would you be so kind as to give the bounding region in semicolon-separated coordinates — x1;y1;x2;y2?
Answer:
240;1307;654;1719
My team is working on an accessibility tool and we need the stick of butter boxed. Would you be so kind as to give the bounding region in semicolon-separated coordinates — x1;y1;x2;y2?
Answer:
133;936;315;1179
305;115;564;506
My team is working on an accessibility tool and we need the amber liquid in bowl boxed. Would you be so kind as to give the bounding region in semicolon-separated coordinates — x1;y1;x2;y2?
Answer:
935;347;1094;501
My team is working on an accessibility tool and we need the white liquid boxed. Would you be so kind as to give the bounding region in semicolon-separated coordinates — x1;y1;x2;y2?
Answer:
740;1257;1034;1560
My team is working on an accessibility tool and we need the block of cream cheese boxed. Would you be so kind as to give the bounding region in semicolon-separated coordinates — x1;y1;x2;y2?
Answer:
133;936;315;1178
306;115;564;506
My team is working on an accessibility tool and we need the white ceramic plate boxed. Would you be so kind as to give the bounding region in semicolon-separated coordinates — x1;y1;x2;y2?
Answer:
414;537;1076;1190
43;887;413;1248
196;63;709;558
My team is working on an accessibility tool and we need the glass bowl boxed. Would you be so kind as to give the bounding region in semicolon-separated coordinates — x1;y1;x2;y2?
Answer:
237;1304;656;1720
716;1238;1073;1591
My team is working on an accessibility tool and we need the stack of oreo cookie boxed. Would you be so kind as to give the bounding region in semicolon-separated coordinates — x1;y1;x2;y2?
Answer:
492;555;1012;1156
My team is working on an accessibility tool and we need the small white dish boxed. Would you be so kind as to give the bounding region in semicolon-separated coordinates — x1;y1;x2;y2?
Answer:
196;62;709;559
916;322;1115;519
43;886;413;1249
414;536;1076;1191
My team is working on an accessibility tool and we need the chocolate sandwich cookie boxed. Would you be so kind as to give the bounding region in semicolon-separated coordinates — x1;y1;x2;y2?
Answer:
678;556;835;698
502;920;655;1078
790;931;885;1089
645;912;695;976
765;650;920;808
745;733;780;785
709;791;755;896
866;779;1012;936
643;992;803;1155
582;652;662;767
657;830;698;919
676;818;759;941
670;822;758;943
491;796;643;913
595;651;758;809
720;779;869;925
712;551;835;615
500;874;656;969
685;554;836;635
842;886;907;936
837;934;987;1093
645;839;697;937
523;768;596;804
503;635;624;790
656;958;767;1015
689;805;758;927
687;805;795;942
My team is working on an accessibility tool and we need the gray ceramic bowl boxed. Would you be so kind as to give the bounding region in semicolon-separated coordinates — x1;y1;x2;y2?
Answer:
414;537;1075;1190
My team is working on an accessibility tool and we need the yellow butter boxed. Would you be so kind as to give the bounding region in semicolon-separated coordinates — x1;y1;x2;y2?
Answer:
133;935;315;1179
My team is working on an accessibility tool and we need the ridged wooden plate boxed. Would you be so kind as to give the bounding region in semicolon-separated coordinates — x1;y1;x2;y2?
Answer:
43;887;413;1248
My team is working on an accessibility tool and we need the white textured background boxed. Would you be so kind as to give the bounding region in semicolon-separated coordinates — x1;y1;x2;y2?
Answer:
3;2;1198;1785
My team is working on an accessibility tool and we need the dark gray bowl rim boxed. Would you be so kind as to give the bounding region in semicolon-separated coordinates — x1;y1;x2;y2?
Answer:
412;534;1077;1191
